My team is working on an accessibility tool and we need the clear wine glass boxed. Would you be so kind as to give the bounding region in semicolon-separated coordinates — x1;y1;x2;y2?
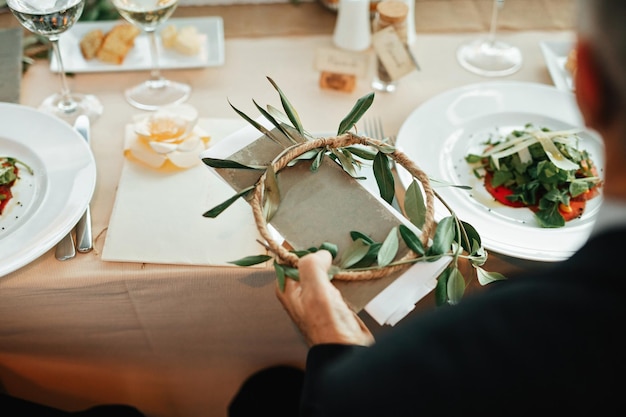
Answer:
7;0;103;124
456;0;522;77
112;0;190;110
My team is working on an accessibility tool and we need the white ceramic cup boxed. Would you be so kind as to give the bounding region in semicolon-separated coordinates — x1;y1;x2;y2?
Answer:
333;0;371;51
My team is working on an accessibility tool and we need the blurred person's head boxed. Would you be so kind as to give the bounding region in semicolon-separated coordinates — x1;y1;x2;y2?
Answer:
575;0;626;196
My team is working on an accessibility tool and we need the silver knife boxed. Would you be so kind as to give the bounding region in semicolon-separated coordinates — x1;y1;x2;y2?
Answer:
74;115;94;253
55;230;76;261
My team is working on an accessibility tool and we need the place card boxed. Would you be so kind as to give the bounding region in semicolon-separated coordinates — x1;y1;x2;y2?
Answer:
371;25;417;81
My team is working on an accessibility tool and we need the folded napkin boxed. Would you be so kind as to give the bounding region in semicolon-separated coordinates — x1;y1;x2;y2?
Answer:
364;256;451;326
102;118;266;267
0;28;22;104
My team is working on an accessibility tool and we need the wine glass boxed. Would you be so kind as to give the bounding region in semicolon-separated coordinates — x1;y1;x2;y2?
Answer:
456;0;522;77
7;0;103;124
112;0;190;110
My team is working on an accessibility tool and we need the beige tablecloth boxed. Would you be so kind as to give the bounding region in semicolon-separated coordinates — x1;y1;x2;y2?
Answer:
1;2;576;416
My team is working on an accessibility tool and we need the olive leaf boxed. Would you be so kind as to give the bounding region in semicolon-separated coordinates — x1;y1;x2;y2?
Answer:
373;152;395;204
339;238;371;268
253;99;294;145
337;91;375;135
398;224;425;256
229;254;273;267
202;157;265;170
263;165;281;221
404;180;426;228
203;185;254;218
229;99;286;147
476;266;507;285
429;216;456;256
267;76;304;134
377;226;399;267
350;230;375;244
446;266;466;305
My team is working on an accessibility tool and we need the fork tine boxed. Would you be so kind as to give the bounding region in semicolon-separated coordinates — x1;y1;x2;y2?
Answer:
374;117;384;141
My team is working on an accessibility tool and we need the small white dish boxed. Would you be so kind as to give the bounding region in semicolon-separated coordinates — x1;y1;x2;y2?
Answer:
540;40;575;91
0;102;96;277
51;16;225;73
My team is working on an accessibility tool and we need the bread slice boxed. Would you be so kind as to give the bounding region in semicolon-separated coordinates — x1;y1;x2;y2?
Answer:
96;23;141;65
79;29;104;60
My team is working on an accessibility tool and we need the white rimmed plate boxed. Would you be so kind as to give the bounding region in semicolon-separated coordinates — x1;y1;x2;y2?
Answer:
50;16;224;73
540;40;574;91
0;103;96;277
395;81;604;262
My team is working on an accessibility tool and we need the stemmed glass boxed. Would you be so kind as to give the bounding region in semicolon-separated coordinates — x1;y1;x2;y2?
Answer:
112;0;190;110
7;0;103;124
456;0;522;77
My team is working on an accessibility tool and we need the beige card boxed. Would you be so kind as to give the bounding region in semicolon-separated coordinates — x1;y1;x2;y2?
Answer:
371;26;417;81
314;47;370;78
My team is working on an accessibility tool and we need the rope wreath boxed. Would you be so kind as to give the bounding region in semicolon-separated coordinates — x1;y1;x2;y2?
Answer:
248;132;436;281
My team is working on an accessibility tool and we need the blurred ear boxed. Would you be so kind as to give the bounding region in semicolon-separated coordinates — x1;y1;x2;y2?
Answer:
575;39;610;129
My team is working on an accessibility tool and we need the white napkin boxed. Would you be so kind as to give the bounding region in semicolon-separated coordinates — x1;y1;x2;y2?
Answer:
364;256;451;326
102;118;267;267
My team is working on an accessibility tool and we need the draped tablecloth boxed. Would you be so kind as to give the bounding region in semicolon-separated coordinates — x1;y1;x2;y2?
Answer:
0;2;575;416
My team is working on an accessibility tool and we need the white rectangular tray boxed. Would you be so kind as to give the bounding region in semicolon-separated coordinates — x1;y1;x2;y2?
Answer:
51;16;224;73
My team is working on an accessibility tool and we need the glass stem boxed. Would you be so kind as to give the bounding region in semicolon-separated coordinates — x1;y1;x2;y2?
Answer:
50;39;77;113
487;0;503;45
147;30;163;83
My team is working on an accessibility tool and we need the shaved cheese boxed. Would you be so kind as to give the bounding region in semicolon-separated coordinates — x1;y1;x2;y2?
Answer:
533;130;580;171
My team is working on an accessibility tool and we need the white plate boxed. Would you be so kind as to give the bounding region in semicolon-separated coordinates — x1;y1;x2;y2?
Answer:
395;81;605;262
0;103;96;277
51;16;224;73
540;40;574;91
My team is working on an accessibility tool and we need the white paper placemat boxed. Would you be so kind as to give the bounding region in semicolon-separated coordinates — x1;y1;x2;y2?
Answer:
102;118;267;267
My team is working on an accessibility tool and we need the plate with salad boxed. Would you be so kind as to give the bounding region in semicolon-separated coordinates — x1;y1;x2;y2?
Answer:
395;81;604;262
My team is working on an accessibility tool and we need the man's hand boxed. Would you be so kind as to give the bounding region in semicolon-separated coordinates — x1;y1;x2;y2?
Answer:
275;250;375;347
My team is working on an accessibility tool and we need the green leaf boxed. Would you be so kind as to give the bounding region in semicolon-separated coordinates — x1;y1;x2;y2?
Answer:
350;231;375;244
429;216;456;255
339;239;371;268
345;145;376;160
435;267;451;307
263;165;281;221
275;261;287;292
337;92;375;135
332;149;358;178
311;149;325;172
267;76;304;134
229;254;273;266
228;99;287;147
455;220;481;254
253;99;293;143
319;242;338;258
373;152;395;204
398;224;425;256
476;266;507;285
404;180;426;228
446;267;466;305
377;227;399;266
202;157;264;170
203;186;254;218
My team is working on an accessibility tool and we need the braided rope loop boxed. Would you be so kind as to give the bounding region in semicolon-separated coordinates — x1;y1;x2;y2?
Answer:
248;132;436;281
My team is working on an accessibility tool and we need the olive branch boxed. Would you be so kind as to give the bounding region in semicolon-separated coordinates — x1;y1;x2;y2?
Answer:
202;77;505;306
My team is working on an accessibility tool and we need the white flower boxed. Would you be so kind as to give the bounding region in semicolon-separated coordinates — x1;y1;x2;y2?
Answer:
125;104;210;169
